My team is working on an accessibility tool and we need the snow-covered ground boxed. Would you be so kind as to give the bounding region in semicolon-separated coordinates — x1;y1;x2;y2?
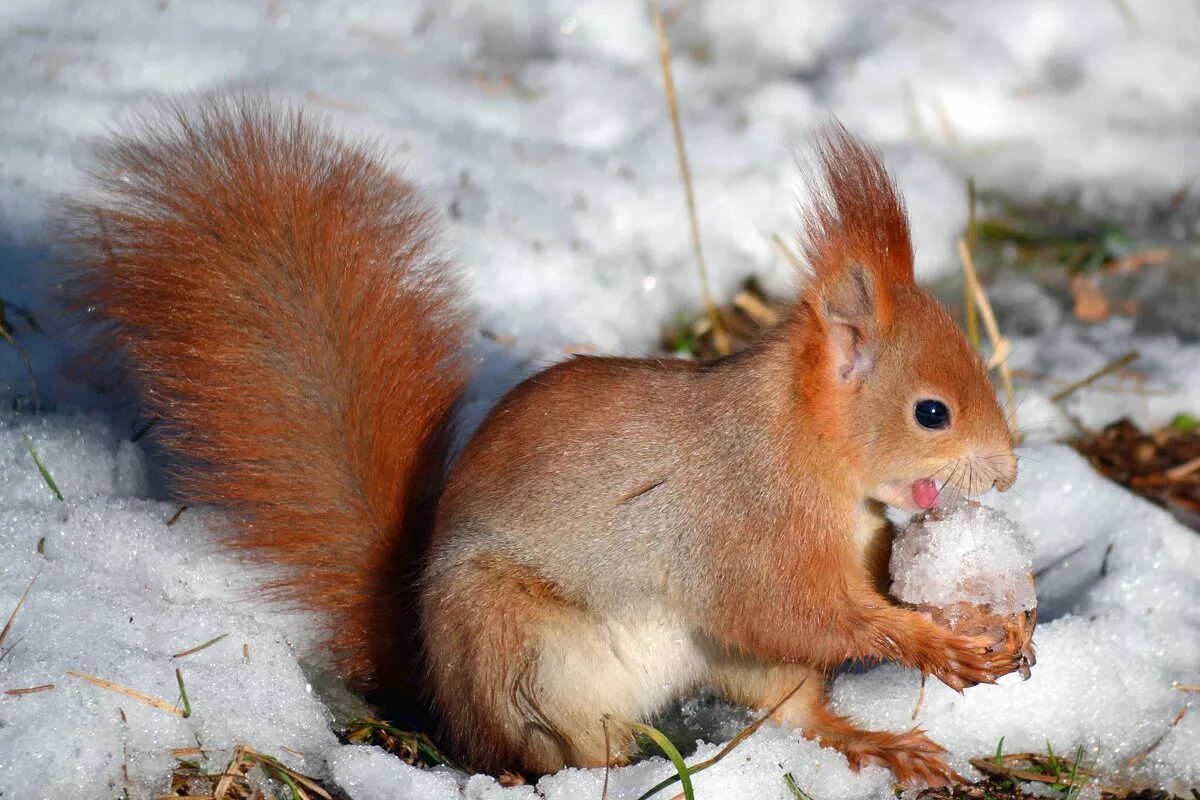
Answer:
1;2;1198;798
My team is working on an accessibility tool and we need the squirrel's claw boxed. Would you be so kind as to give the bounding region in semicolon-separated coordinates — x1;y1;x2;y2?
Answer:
931;633;1021;691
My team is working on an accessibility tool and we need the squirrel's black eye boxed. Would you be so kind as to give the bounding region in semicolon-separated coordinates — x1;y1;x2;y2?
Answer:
914;399;950;430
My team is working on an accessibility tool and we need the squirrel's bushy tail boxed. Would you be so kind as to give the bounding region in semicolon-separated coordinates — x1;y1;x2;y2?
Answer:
66;96;471;688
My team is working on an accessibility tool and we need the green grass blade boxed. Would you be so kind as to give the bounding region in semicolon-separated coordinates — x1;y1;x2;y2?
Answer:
784;773;813;800
1171;412;1198;432
1045;739;1060;780
269;765;305;800
994;736;1005;769
630;721;694;800
175;668;192;718
22;434;64;501
634;678;808;800
1065;745;1086;800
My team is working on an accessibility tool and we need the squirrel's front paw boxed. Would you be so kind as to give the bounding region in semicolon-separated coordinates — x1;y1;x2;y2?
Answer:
929;632;1020;692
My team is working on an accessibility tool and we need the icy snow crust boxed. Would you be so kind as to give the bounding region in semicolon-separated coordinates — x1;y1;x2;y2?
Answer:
2;1;1200;798
891;502;1037;615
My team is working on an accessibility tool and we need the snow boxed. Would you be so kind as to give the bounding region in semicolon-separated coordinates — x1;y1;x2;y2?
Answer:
330;724;901;800
2;1;1199;799
0;415;338;797
890;501;1036;616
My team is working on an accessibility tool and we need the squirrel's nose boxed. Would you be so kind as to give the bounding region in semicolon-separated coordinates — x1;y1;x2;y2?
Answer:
991;452;1018;492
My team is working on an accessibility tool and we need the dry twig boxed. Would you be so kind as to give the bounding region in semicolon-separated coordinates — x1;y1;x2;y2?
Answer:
1126;705;1187;767
649;0;730;355
957;239;1018;438
1050;351;1140;403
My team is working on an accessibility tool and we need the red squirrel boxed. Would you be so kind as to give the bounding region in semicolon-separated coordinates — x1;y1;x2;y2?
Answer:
66;96;1020;787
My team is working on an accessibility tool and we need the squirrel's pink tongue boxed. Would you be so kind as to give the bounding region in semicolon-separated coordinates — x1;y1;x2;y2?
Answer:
912;479;939;509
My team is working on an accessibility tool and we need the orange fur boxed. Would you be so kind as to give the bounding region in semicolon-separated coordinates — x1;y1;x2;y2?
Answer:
66;102;1022;787
425;126;1019;779
64;96;470;692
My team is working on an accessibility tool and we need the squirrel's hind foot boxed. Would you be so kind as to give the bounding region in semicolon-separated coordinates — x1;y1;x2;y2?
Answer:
831;725;962;788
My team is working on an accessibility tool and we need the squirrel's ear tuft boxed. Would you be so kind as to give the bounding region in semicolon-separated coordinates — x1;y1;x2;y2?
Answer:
796;122;914;322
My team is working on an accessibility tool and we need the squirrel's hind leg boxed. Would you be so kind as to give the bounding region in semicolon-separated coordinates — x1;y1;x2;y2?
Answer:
422;553;706;776
709;658;960;788
708;657;826;724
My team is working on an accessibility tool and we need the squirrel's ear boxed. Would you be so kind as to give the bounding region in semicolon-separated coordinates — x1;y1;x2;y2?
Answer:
818;262;877;382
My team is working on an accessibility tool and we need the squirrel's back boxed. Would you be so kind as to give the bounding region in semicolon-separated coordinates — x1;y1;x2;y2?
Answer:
65;96;471;688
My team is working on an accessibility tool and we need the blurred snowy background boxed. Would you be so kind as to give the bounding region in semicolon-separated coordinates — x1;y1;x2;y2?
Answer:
1;2;1199;798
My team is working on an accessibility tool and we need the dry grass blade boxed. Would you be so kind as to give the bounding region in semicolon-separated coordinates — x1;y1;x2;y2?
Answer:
1105;246;1170;274
683;677;806;768
969;758;1070;784
1165;454;1200;482
911;673;927;720
0;575;37;653
986;337;1012;371
733;289;779;326
173;633;229;659
0;303;41;411
211;745;245;800
1174;684;1200;693
901;79;931;145
968;751;1109;793
602;716;612;800
770;232;806;272
1050;351;1140;403
4;683;54;696
131;416;160;442
1127;705;1188;767
341;717;461;770
67;670;189;717
208;745;323;800
240;746;332;800
635;678;807;800
304;90;363;112
957;238;1018;440
1110;0;1139;29
649;0;729;356
663;277;783;359
964;178;982;351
